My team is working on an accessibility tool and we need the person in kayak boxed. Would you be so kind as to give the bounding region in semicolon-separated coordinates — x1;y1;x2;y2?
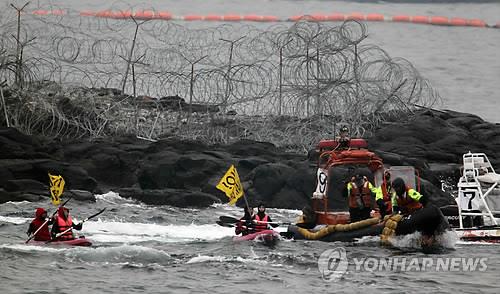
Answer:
345;173;378;222
253;203;277;232
375;171;393;219
26;208;53;241
391;177;427;215
235;206;255;236
51;206;83;241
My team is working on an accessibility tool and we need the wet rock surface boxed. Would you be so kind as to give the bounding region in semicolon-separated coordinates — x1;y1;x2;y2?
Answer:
1;108;499;209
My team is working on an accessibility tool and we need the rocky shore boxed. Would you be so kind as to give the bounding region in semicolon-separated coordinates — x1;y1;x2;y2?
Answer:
1;106;499;209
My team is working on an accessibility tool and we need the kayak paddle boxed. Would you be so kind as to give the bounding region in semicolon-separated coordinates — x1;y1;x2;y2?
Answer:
25;197;72;244
219;216;240;224
216;220;237;227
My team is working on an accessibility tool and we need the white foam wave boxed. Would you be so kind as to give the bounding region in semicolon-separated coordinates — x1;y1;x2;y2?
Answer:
0;216;30;224
387;230;458;249
82;221;234;243
387;231;423;249
0;200;31;206
435;230;459;248
95;191;138;205
0;243;70;252
186;255;267;265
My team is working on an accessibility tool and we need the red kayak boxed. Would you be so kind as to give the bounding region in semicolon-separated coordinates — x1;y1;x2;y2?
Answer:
28;237;92;247
233;230;280;246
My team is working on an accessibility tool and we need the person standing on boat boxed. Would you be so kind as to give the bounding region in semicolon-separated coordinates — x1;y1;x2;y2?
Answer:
235;206;255;236
253;203;275;232
26;208;53;241
51;206;82;241
335;126;351;149
375;171;394;218
391;177;427;215
345;174;378;222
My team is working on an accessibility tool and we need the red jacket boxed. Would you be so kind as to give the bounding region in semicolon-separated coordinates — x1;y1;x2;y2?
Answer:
28;208;51;241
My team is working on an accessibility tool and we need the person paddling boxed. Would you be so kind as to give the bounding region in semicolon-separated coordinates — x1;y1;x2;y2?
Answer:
253;203;276;232
235;206;255;236
51;206;83;241
26;208;53;241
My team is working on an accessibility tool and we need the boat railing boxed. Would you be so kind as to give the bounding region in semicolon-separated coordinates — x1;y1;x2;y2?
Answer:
456;152;500;228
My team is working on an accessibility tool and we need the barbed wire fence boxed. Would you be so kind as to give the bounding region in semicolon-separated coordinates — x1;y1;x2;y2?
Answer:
0;3;440;151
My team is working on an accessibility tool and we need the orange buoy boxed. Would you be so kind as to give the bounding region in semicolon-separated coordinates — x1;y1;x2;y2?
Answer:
184;14;203;21
366;13;384;22
289;15;305;21
243;14;262;21
261;15;279;22
346;12;365;21
204;15;222;21
326;13;345;21
430;16;449;26
51;10;65;16
157;11;172;20
467;19;486;27
411;15;429;24
450;17;467;26
134;10;155;19
392;15;410;22
32;10;49;15
223;14;242;21
79;10;94;17
311;14;327;21
95;10;112;18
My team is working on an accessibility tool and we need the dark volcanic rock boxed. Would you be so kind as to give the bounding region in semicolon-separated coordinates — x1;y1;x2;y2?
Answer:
118;187;220;207
2;107;500;209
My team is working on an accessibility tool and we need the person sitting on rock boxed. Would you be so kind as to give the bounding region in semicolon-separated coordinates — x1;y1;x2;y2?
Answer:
26;208;53;241
335;126;351;149
235;206;255;236
345;173;378;222
375;171;393;219
51;206;83;241
391;177;428;215
253;203;276;232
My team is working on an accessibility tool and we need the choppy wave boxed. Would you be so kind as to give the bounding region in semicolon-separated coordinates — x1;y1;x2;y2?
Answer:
0;216;30;224
83;221;234;243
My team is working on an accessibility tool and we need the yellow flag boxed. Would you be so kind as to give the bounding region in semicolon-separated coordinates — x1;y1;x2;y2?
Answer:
48;173;65;206
216;165;244;205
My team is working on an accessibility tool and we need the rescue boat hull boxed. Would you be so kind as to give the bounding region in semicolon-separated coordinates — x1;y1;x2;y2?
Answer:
288;205;449;242
455;227;500;243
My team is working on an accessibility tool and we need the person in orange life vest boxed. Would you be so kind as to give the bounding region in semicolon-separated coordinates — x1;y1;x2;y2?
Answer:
375;171;393;219
391;177;428;215
345;174;378;222
26;208;53;241
252;203;277;232
235;206;255;236
335;126;350;149
51;206;82;241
